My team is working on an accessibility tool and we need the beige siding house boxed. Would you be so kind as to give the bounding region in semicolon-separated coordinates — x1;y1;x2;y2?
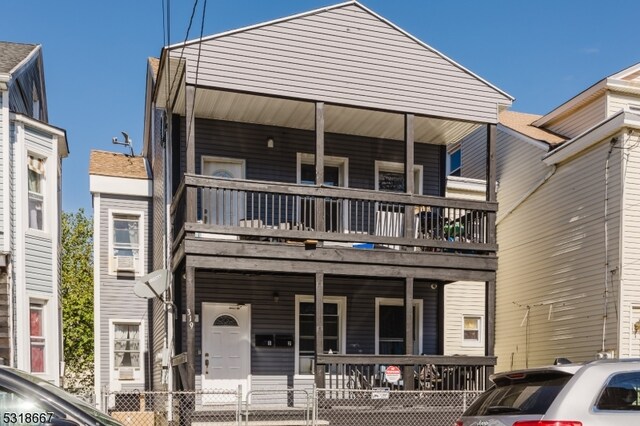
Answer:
460;62;640;372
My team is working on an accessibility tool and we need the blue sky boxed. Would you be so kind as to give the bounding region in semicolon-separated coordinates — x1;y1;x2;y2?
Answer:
3;0;639;213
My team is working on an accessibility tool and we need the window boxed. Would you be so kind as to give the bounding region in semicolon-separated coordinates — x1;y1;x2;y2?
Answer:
596;372;640;411
447;148;461;176
463;315;482;344
29;303;45;373
375;298;422;355
27;155;45;230
374;161;423;194
113;323;140;371
110;213;142;274
297;154;348;232
296;296;346;374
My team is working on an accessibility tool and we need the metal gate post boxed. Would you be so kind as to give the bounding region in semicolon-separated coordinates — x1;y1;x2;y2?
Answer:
312;384;317;426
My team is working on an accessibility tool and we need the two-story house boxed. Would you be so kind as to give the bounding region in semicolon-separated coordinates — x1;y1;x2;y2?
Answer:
135;1;512;397
0;41;68;383
459;62;640;372
89;150;152;398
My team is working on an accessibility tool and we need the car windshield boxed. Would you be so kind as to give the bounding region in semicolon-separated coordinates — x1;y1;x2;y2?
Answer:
464;371;572;416
8;368;122;426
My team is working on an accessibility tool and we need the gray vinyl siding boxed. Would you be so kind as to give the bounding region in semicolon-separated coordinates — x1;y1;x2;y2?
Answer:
494;139;621;372
150;106;165;389
545;97;606;139
187;272;439;376
98;194;152;390
24;234;52;294
188;119;443;196
175;4;509;123
459;126;486;180
608;92;640;116
619;132;640;357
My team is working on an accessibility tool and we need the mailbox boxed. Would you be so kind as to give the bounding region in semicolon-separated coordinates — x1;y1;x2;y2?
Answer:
255;334;274;347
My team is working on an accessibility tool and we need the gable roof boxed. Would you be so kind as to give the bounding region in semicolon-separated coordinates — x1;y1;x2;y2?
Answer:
534;62;640;127
499;111;567;147
0;41;38;74
89;150;149;180
159;1;512;124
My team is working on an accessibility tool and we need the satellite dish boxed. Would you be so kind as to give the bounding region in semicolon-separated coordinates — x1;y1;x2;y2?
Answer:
134;269;169;299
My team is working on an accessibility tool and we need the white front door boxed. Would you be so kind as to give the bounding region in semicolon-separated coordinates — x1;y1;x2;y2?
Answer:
202;303;251;400
202;157;245;225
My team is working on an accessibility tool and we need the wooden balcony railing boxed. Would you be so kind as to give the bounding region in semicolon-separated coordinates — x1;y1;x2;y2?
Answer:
171;174;497;253
316;354;496;391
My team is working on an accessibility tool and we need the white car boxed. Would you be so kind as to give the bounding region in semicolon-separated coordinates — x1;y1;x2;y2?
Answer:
456;358;640;426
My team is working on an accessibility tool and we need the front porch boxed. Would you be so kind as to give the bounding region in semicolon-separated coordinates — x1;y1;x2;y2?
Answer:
169;269;496;394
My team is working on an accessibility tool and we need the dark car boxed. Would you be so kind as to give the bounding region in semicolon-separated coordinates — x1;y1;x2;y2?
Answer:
0;365;122;425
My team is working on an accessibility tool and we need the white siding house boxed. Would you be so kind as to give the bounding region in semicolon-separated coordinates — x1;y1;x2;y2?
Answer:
460;62;640;372
0;41;68;383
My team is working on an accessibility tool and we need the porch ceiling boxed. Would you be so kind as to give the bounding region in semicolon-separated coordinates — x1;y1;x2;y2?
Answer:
172;87;481;145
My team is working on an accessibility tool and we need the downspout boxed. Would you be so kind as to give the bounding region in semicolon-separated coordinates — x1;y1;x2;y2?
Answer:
603;137;618;352
496;164;557;226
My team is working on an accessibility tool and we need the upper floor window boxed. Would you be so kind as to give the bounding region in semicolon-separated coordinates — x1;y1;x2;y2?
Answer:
374;161;423;194
110;212;142;275
447;148;461;176
27;155;45;230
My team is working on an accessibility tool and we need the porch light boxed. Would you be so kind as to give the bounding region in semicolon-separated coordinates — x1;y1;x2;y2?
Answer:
267;137;274;148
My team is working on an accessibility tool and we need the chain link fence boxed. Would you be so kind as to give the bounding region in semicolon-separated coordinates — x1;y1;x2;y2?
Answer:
101;388;479;426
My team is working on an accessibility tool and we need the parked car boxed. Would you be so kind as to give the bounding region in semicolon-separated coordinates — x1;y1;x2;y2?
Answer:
456;358;640;426
0;365;122;425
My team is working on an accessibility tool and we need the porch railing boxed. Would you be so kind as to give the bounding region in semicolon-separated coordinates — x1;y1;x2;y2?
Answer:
316;354;496;392
171;174;497;253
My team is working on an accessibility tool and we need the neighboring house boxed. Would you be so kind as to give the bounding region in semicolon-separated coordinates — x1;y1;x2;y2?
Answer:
0;41;69;383
459;63;640;372
136;1;512;397
89;150;152;397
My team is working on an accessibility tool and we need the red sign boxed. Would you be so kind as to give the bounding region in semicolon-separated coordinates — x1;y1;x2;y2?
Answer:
385;365;401;383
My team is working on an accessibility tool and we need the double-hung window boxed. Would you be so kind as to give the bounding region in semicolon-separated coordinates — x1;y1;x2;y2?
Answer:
28;155;45;231
447;148;461;177
111;213;141;274
29;302;46;373
463;315;482;345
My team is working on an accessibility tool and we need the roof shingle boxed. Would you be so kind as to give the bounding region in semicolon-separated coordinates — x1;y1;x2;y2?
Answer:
0;41;38;74
89;150;149;179
499;110;567;146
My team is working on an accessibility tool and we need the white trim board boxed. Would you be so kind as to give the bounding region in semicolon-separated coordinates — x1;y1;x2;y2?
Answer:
90;175;152;198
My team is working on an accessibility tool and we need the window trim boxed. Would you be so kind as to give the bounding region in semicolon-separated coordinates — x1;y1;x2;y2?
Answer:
109;319;145;383
108;209;145;276
374;161;423;194
374;298;423;355
296;153;349;187
462;314;483;347
294;295;347;376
